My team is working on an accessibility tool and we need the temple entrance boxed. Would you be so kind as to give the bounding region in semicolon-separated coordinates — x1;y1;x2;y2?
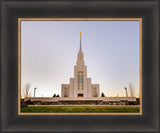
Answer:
78;94;83;97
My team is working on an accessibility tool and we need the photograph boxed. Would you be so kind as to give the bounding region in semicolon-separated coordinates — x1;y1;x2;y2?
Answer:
1;0;159;132
19;18;142;114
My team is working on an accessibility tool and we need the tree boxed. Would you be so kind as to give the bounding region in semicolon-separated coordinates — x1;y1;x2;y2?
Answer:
101;92;105;97
56;94;60;97
22;82;32;98
129;82;135;97
53;93;56;97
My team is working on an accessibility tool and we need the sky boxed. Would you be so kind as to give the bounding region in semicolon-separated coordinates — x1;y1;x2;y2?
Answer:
21;20;140;97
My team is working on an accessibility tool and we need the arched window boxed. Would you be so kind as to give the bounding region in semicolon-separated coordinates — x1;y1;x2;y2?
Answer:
78;71;83;90
64;88;68;97
93;88;97;97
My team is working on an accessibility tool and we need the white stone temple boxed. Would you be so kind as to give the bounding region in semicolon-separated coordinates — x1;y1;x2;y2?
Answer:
61;32;100;98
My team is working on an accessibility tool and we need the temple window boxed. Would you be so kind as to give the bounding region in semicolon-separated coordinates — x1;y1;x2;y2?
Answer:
93;88;97;97
64;88;68;97
78;71;83;90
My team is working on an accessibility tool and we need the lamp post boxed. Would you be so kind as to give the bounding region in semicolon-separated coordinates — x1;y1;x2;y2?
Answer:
124;87;128;98
34;87;37;97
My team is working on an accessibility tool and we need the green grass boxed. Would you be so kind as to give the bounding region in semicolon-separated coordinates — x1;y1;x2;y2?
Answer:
21;106;140;113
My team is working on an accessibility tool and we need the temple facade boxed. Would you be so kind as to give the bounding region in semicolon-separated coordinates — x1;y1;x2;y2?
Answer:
61;32;100;98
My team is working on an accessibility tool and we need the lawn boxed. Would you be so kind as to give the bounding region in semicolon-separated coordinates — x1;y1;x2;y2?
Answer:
21;106;140;113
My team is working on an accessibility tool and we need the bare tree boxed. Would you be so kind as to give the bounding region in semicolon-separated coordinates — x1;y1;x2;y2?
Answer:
22;82;32;98
129;82;135;97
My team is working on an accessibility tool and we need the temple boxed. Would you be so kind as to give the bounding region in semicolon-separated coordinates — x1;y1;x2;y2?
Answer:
61;32;100;98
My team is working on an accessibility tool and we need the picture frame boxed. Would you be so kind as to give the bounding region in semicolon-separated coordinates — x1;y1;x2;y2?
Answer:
1;0;159;132
19;18;142;115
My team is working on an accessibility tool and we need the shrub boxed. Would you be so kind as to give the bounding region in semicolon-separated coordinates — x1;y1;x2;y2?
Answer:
25;99;33;105
101;92;105;97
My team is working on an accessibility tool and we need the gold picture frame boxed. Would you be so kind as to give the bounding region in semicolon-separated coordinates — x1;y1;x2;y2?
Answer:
18;18;142;115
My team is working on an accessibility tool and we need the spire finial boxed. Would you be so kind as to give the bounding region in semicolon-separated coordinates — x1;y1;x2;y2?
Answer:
79;30;82;51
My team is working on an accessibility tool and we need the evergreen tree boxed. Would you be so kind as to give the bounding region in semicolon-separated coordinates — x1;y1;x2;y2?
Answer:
101;92;105;97
53;93;56;97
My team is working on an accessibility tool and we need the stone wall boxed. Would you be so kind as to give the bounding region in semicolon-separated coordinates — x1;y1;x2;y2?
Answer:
24;97;137;102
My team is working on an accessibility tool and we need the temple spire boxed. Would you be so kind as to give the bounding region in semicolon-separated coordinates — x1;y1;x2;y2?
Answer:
80;31;82;51
77;31;84;61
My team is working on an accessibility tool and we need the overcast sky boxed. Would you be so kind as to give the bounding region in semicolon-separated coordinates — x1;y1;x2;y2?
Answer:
21;20;140;97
